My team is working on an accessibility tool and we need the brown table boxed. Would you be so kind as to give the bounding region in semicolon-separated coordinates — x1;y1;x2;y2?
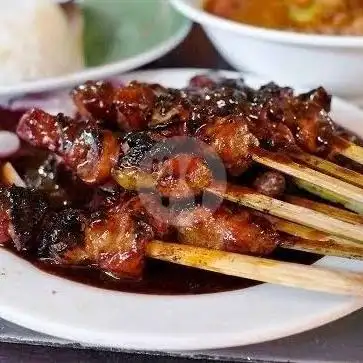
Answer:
0;25;362;363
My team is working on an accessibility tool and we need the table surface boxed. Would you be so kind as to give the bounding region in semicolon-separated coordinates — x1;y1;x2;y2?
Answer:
1;25;363;363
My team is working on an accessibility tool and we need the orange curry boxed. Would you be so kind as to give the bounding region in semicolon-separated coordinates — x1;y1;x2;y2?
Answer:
204;0;363;35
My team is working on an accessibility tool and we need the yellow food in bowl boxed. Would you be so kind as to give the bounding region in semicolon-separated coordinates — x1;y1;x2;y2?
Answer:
204;0;363;35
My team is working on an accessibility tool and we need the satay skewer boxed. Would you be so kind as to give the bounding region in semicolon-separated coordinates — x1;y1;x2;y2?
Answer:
271;217;363;260
15;108;363;215
293;179;363;214
337;140;363;166
108;164;363;258
289;152;363;188
147;240;363;296
285;195;363;225
111;167;363;244
4;160;363;261
209;183;363;244
3;162;363;294
252;148;363;214
5;160;363;262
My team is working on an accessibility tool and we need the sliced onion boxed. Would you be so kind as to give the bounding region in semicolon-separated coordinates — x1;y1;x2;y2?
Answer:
0;131;20;158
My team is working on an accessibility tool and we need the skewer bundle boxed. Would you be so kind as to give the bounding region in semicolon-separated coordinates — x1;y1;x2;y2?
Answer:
4;74;363;296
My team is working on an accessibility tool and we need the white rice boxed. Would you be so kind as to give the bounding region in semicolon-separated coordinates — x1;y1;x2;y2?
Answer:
0;0;84;85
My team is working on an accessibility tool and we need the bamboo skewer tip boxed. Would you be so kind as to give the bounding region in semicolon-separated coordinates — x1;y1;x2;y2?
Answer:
148;241;363;297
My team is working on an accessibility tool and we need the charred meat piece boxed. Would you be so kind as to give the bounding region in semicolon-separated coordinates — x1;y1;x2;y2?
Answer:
0;187;172;279
114;82;156;131
150;87;190;129
176;203;280;256
71;80;117;125
293;103;335;155
116;132;215;198
37;208;86;258
298;87;331;112
17;109;120;184
62;194;172;279
197;116;259;175
253;171;286;198
0;185;48;251
156;154;213;198
248;82;335;154
182;80;251;134
23;154;95;209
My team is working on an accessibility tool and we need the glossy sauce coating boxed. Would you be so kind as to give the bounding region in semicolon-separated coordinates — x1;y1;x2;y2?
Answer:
0;79;360;295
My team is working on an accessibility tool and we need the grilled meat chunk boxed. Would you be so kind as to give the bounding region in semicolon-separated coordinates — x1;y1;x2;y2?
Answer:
62;194;172;278
253;171;286;198
197;116;259;175
17;109;120;184
0;185;48;251
71;80;117;124
114;82;156;131
176;203;280;256
37;208;86;258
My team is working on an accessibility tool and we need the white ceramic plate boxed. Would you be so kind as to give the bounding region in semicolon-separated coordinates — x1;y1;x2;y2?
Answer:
0;0;191;97
1;69;363;351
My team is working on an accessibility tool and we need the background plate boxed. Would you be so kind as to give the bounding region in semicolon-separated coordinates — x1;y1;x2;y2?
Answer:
1;69;363;351
0;0;191;97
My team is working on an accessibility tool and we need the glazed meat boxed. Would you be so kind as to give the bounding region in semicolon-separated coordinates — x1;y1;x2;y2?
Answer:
17;109;120;184
85;76;336;156
0;185;48;251
0;186;173;278
176;203;280;256
247;82;335;154
16;76;340;192
196;116;259;175
71;80;117;125
71;80;190;131
253;171;286;197
59;195;172;278
0;183;280;278
116;132;215;198
114;81;157;131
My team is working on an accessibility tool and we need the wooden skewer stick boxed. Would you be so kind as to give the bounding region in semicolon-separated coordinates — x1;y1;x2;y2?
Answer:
147;240;363;296
285;195;363;225
113;165;363;259
273;217;363;260
293;178;363;214
252;148;363;211
290;151;363;188
336;139;363;166
208;183;363;244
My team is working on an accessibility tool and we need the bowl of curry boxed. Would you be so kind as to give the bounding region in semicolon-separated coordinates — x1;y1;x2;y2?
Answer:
171;0;363;101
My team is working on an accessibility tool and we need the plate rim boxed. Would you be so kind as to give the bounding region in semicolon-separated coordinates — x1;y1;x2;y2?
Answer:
1;68;363;351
